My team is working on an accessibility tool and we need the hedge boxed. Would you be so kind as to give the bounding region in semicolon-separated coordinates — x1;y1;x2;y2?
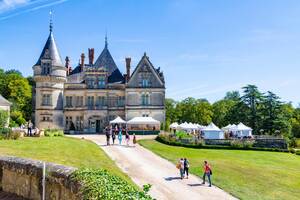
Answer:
71;168;153;200
156;135;290;153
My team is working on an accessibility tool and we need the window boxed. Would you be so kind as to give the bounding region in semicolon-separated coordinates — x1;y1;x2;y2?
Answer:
87;96;94;108
96;96;106;107
141;93;150;106
142;79;150;87
98;76;106;88
42;94;52;106
42;63;51;75
42;116;51;121
65;116;73;130
75;96;83;107
117;96;125;106
87;78;95;89
76;116;84;131
66;96;73;107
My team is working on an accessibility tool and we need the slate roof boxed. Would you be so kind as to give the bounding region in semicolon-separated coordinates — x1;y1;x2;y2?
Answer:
35;31;63;67
0;95;11;106
70;41;125;83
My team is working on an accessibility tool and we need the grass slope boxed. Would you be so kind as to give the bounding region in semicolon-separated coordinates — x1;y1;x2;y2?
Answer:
139;139;300;200
0;137;130;182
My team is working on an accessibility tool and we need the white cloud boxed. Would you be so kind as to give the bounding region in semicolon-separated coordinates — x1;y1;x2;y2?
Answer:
0;0;29;12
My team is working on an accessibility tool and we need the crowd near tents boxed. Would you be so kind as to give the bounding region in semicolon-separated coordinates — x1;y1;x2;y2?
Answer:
169;121;253;139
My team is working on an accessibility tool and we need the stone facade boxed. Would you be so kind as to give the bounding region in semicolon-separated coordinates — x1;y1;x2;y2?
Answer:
33;26;165;133
0;156;81;200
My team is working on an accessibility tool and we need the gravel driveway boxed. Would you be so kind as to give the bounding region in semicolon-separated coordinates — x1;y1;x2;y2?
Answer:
70;135;237;200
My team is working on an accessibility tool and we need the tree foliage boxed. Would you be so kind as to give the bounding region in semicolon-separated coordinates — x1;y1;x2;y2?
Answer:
166;85;300;138
0;68;33;126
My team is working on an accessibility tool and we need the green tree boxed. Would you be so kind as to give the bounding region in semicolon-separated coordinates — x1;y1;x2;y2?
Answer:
224;91;240;101
212;99;235;127
165;98;178;123
0;109;9;128
241;85;264;134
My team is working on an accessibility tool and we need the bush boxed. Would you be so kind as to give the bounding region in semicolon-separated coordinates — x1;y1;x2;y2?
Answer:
175;131;193;139
71;168;153;200
44;129;64;137
230;140;244;148
288;137;297;148
0;128;20;140
295;150;300;155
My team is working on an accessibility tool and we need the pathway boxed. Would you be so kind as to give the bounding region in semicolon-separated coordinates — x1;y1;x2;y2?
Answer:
70;135;237;200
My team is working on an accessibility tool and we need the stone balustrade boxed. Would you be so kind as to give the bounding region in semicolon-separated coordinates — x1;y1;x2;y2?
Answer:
0;156;82;200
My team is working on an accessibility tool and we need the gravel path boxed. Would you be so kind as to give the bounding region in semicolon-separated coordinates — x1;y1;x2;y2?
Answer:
70;135;237;200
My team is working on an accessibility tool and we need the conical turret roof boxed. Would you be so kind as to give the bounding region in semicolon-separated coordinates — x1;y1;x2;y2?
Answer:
35;30;63;67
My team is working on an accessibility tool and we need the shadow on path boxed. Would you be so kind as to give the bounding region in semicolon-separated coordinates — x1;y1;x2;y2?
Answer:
164;176;182;181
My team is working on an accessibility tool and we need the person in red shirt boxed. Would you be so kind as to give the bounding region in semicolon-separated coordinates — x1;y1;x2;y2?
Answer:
202;161;212;187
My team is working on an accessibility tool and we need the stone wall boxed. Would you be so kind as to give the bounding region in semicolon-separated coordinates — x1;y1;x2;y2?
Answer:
0;156;82;200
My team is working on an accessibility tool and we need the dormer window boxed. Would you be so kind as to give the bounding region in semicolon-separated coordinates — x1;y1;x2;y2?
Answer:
98;76;106;88
42;63;51;75
142;79;150;87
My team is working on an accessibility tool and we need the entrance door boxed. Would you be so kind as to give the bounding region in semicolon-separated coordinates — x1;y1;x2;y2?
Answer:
96;120;101;133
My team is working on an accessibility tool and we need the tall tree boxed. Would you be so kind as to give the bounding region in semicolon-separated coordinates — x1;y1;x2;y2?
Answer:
241;85;264;134
212;99;235;127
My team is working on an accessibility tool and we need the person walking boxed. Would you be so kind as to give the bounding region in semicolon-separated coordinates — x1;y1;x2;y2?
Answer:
118;129;123;145
184;158;190;179
105;127;111;146
177;158;185;179
133;134;137;146
125;131;130;146
202;161;212;187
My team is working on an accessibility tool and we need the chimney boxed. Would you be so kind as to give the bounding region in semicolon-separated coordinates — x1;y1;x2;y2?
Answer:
125;57;131;82
65;56;71;75
88;48;94;65
80;53;85;71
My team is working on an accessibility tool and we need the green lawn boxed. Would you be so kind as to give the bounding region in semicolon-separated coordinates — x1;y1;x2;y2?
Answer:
0;137;130;182
139;139;300;200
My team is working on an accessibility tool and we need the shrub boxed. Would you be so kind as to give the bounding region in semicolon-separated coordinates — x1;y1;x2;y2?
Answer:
288;137;297;148
295;150;300;156
230;140;244;148
0;128;20;140
71;168;153;200
44;129;64;137
176;131;192;139
0;110;8;128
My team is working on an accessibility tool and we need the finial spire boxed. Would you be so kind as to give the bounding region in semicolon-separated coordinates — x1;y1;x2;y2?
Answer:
105;31;108;48
49;10;53;32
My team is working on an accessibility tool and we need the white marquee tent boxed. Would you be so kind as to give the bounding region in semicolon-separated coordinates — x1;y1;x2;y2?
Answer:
169;122;179;129
109;116;126;124
202;122;224;139
231;122;252;137
127;117;160;125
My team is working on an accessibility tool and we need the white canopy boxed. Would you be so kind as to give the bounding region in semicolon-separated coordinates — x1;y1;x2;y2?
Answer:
109;116;126;124
232;122;252;131
222;124;236;131
170;122;179;129
127;117;160;125
203;122;221;131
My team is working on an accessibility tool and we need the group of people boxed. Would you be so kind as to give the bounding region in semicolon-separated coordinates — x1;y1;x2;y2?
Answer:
177;159;212;187
104;125;137;146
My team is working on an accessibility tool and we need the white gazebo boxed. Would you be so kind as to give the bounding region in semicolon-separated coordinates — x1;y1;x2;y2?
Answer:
169;122;179;129
202;122;224;139
232;122;252;137
109;116;126;124
127;117;161;132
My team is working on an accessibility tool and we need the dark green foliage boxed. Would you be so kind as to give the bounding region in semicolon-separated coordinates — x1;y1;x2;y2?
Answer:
156;135;289;152
0;68;33;126
44;129;64;137
71;168;153;200
0;128;20;140
165;85;300;138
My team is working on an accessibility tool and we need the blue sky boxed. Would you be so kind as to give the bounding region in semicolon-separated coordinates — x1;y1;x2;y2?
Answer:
0;0;299;106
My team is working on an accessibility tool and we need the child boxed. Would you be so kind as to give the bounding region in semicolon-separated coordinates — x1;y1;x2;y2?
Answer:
118;129;122;145
133;134;137;146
